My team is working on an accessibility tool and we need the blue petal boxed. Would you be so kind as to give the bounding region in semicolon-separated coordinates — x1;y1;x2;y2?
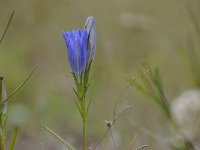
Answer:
62;29;88;76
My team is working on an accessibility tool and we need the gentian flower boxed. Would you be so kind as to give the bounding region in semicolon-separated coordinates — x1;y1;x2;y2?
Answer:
62;29;88;77
62;16;96;77
62;17;96;150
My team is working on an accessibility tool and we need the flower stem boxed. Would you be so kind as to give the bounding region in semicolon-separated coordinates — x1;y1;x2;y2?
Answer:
79;95;87;150
82;118;86;150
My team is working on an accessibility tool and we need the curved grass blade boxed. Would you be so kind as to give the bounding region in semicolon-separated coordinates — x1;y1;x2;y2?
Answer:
109;128;116;150
0;11;14;45
8;127;19;150
41;125;76;150
1;66;38;105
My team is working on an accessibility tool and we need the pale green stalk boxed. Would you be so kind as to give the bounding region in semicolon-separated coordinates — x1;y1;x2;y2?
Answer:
82;117;86;150
0;130;5;150
78;90;87;150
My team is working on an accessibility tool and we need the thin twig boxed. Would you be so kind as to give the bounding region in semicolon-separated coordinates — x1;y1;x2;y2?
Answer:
92;128;110;150
130;134;138;150
113;105;133;125
109;128;116;150
92;69;149;150
113;84;130;120
113;68;150;121
92;105;133;150
128;119;170;147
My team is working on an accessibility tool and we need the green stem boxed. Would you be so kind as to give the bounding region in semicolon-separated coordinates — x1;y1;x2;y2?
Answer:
169;118;185;150
82;97;86;150
0;129;5;150
83;118;86;150
76;78;88;150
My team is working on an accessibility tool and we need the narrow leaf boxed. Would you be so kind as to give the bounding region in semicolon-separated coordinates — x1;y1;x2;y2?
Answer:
1;66;38;105
8;127;19;150
131;81;152;99
72;87;79;98
71;72;79;90
73;98;84;119
86;98;92;117
41;125;76;150
0;11;14;45
152;68;164;97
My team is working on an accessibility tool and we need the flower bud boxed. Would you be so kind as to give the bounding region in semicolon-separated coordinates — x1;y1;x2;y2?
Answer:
84;16;96;63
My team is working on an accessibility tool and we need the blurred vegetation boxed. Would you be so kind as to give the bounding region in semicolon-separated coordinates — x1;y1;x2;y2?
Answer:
131;67;196;150
1;0;200;149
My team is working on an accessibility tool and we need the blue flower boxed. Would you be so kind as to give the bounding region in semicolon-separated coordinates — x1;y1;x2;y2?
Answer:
62;16;96;77
62;29;88;76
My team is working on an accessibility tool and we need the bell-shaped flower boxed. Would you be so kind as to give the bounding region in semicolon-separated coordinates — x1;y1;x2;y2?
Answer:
62;29;88;77
62;16;96;79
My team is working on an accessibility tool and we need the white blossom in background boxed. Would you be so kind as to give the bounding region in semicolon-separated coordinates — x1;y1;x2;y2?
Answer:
171;89;200;139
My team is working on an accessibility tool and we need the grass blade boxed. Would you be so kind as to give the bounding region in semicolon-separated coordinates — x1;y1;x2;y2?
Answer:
41;125;76;150
8;127;19;150
0;11;14;45
1;66;38;104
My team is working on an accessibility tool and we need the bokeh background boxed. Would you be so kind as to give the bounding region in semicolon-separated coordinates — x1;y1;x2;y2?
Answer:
0;0;200;149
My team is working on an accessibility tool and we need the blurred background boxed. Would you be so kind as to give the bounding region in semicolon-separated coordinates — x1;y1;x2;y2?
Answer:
0;0;200;149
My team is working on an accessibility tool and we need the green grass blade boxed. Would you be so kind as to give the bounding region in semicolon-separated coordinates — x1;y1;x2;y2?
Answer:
41;125;76;150
1;66;38;105
8;127;19;150
152;68;165;97
0;11;14;45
